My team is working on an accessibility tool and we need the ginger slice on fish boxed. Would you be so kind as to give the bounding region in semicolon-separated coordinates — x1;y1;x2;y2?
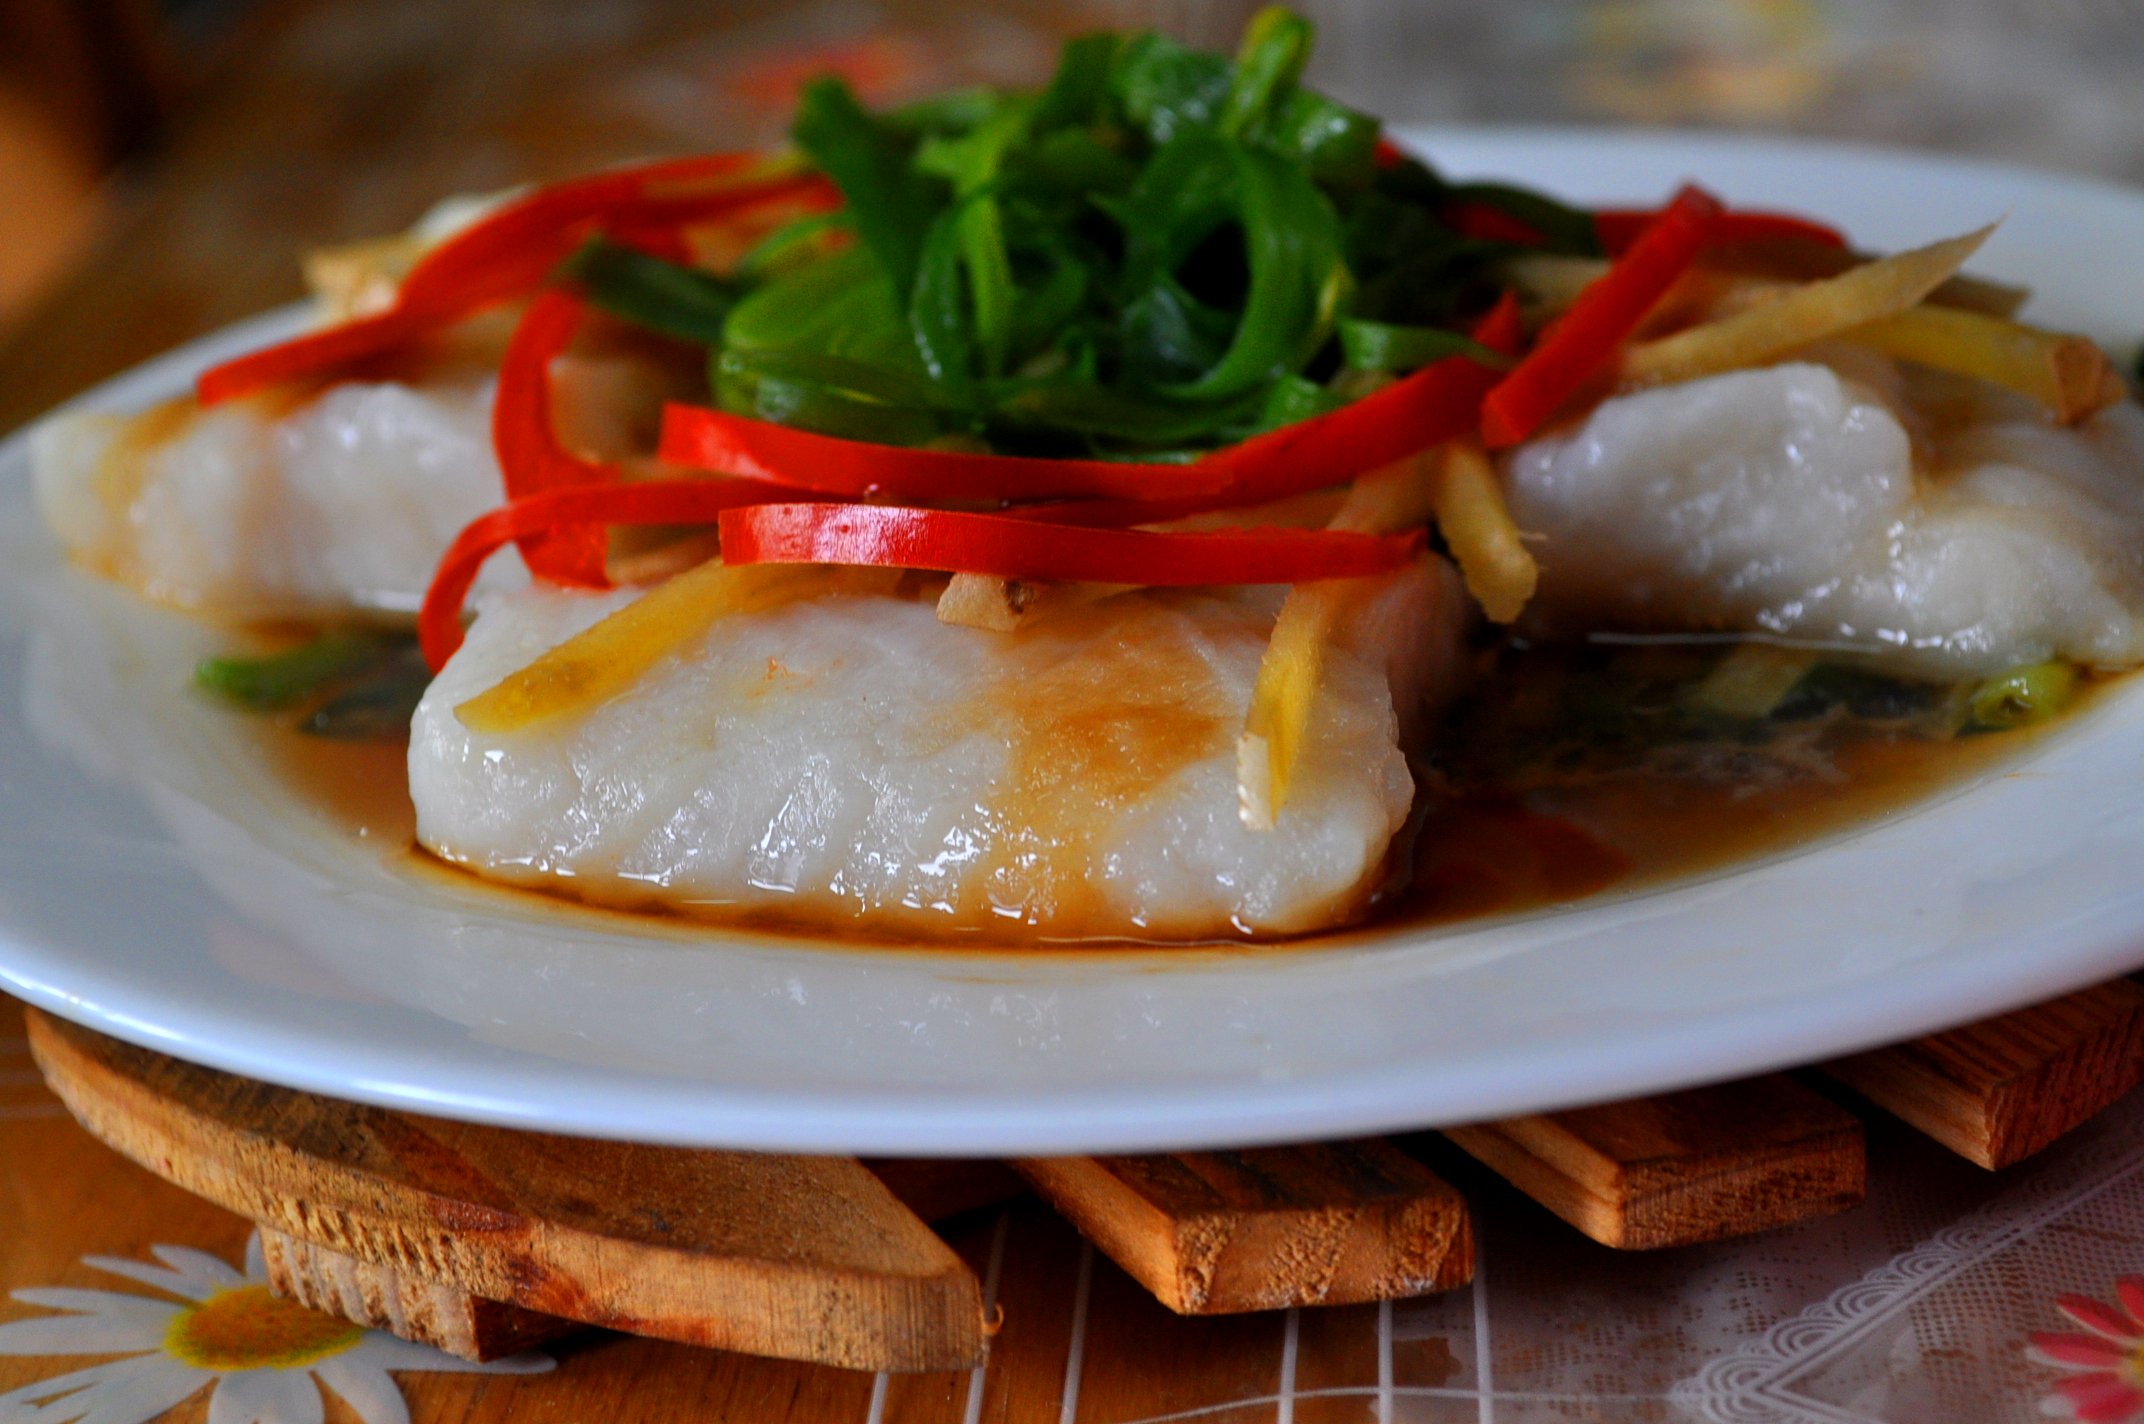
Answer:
455;561;898;734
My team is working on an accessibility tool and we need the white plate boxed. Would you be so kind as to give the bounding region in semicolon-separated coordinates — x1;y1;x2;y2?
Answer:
6;129;2144;1156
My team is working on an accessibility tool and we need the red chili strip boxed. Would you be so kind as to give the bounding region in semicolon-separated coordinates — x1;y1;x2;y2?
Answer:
657;404;1234;504
1444;201;1548;247
1216;288;1522;499
1021;290;1524;529
421;289;1517;663
393;154;761;311
192;309;426;408
418;478;803;670
196;158;831;405
719;503;1424;585
1480;185;1721;448
397;174;837;315
1595;206;1845;255
660;294;1520;527
490;291;622;587
1445;202;1843;256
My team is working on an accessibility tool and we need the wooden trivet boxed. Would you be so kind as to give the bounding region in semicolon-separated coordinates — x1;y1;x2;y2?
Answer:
24;976;2144;1371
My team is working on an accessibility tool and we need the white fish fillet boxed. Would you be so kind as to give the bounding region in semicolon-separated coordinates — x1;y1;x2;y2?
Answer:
32;378;514;618
1505;360;2144;677
411;564;1468;940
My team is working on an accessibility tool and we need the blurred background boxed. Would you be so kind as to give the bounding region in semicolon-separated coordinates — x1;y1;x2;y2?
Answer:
4;0;2143;429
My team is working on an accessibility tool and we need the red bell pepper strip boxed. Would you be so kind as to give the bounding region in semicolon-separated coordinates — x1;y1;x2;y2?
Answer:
1595;206;1845;255
717;503;1426;587
416;480;1421;670
193;308;421;406
1216;288;1522;499
196;158;833;405
421;292;1517;664
663;294;1520;527
396;169;836;315
1471;286;1527;353
491;291;622;588
1480;185;1721;448
1446;202;1843;256
656;404;1234;504
418;477;804;670
1021;290;1524;529
393;154;766;310
1444;202;1548;247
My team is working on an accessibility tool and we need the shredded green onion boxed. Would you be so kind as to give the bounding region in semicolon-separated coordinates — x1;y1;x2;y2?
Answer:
195;630;430;741
548;5;1564;460
563;240;737;346
194;631;395;710
1339;318;1509;373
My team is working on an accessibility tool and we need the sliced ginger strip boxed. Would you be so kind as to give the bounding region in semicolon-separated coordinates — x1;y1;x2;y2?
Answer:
456;561;896;734
1510;242;2123;423
1618;225;1995;386
1503;247;2026;325
303;234;426;322
1684;643;1819;721
1238;442;1538;830
1428;440;1537;625
935;572;1129;632
1237;569;1344;832
1846;304;2125;424
1708;238;2029;317
1238;455;1464;830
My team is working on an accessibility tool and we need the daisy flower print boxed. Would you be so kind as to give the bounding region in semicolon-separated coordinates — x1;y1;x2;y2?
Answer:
0;1232;551;1424
2029;1276;2144;1423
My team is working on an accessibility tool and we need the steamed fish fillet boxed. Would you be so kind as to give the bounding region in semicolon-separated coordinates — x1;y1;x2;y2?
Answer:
411;564;1467;940
1506;360;2144;678
33;378;514;617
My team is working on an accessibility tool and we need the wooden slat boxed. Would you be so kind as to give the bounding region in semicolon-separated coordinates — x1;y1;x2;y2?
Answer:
1440;1075;1865;1249
1820;980;2144;1169
259;1228;576;1361
1013;1140;1471;1315
26;1010;985;1372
